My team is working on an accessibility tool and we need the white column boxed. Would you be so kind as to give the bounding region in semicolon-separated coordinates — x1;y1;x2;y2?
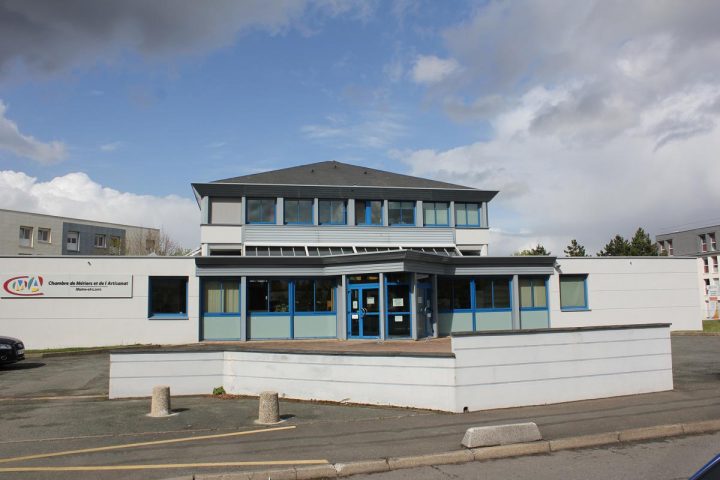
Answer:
416;201;424;227
240;196;246;225
200;197;210;224
449;201;455;228
276;197;283;225
431;274;439;338
410;272;418;340
338;275;347;339
347;199;355;226
313;199;319;226
383;200;389;227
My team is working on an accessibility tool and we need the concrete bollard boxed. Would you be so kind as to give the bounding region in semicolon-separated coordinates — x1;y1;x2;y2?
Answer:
149;385;172;417
257;391;280;424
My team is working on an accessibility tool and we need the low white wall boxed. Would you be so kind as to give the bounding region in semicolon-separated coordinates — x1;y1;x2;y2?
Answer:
110;352;224;398
109;324;672;413
0;256;199;349
553;257;702;331
452;324;673;412
110;350;456;410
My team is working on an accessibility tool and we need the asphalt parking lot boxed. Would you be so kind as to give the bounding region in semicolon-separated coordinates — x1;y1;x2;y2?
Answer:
0;336;718;480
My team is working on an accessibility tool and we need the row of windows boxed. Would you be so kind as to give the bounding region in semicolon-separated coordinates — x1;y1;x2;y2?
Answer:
699;233;718;253
437;275;588;311
702;256;719;274
212;198;484;227
18;227;120;251
149;274;589;319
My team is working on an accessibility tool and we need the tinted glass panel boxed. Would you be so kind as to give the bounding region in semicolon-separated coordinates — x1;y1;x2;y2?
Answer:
247;199;275;223
284;200;299;224
467;204;480;225
560;276;586;308
269;280;289;312
455;204;467;225
315;279;335;311
519;278;533;307
248;280;268;311
453;278;471;309
294;279;314;312
387;284;410;313
475;279;493;309
533;280;547;307
423;203;436;224
151;278;187;315
369;201;382;224
494;280;511;308
438;277;452;310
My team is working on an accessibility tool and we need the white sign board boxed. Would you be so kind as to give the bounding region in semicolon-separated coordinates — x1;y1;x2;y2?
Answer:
1;275;133;298
392;298;404;307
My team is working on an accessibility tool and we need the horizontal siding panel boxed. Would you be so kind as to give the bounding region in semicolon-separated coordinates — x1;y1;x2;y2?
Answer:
243;225;454;246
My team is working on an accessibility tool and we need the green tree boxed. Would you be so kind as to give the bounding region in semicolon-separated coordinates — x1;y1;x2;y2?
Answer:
597;234;631;256
515;244;551;256
564;239;587;257
628;227;659;256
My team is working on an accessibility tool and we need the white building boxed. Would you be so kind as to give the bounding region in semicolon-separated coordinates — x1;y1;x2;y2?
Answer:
0;161;703;349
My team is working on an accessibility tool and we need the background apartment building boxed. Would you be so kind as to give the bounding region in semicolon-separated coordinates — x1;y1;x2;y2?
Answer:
1;209;160;256
657;225;719;319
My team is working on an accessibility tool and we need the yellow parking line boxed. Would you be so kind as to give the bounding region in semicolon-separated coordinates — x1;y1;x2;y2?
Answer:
0;460;329;472
0;425;296;464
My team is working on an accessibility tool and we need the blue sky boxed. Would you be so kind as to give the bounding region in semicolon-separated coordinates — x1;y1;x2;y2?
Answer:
1;1;719;252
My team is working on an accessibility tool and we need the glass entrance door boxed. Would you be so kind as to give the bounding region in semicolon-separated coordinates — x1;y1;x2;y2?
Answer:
417;282;433;337
347;286;380;338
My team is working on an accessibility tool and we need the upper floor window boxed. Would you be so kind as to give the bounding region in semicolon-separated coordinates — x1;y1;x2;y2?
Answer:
666;240;673;255
19;226;33;247
355;200;383;226
710;233;717;251
247;198;276;224
455;203;482;227
318;199;346;225
423;202;449;226
284;199;313;225
110;236;122;254
66;231;79;251
94;234;107;248
388;201;415;226
38;228;51;243
700;235;708;252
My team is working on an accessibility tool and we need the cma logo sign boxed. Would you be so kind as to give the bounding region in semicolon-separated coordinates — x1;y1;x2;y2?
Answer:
3;275;44;296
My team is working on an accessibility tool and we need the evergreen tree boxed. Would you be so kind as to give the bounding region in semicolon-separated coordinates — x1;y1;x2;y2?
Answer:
629;227;659;256
564;239;587;257
597;234;631;256
516;244;551;256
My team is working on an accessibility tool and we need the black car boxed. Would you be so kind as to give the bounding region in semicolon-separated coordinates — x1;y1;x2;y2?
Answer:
0;336;25;365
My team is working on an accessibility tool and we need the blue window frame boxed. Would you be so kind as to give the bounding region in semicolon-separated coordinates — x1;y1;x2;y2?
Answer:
247;198;276;224
388;201;415;226
560;274;589;311
474;278;512;310
149;277;188;319
385;273;412;338
248;279;289;312
423;202;449;226
455;202;482;227
519;277;548;310
202;278;240;315
318;199;346;225
355;200;383;226
284;199;313;225
294;278;336;312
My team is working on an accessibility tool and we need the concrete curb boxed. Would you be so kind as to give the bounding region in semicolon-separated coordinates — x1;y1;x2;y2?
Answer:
193;418;720;480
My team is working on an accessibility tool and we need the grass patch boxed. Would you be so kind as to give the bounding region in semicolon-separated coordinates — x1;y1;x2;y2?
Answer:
703;320;720;333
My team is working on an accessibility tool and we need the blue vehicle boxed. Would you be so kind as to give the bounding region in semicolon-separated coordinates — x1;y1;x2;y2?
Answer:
690;454;720;479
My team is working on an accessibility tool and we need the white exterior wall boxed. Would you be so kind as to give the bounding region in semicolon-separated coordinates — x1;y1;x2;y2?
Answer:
454;228;491;254
0;211;64;255
452;325;673;411
552;257;702;331
109;325;672;412
0;256;199;349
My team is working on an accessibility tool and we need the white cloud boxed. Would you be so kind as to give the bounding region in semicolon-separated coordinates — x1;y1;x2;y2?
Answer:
396;1;720;255
0;171;199;248
0;101;66;164
99;141;122;152
410;55;460;84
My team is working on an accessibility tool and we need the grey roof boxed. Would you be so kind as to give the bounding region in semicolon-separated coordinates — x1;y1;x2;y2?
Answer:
213;161;474;190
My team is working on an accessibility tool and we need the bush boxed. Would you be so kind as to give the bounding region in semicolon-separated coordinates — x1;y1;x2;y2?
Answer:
212;386;226;395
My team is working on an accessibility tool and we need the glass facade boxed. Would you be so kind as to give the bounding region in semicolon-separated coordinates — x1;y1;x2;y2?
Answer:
318;200;346;225
247;198;276;224
388;201;415;226
422;202;449;226
355;200;383;226
455;203;481;227
284;199;313;224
